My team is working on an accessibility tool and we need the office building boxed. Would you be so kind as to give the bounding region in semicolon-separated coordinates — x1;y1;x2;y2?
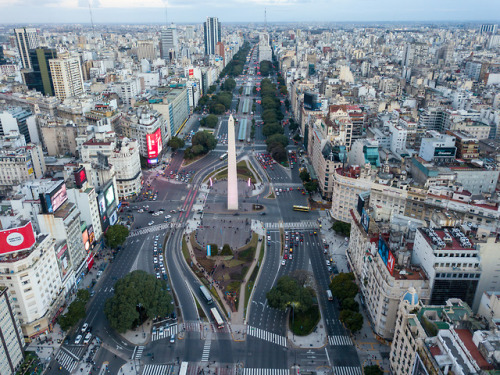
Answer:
160;24;179;61
49;57;85;101
137;40;155;61
23;48;57;96
480;24;498;34
0;287;24;374
13;28;39;69
418;132;456;162
0;107;34;144
204;17;221;56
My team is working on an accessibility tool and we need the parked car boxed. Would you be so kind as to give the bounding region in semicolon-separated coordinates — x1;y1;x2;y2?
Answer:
74;335;82;345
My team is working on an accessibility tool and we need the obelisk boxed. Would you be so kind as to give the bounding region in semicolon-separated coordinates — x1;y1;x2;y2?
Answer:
227;115;239;210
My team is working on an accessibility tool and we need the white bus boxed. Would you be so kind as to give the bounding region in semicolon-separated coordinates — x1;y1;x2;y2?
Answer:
179;362;188;375
210;307;224;329
220;152;228;161
199;285;213;304
326;289;333;301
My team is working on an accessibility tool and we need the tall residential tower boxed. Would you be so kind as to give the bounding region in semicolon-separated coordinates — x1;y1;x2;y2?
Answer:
204;17;221;56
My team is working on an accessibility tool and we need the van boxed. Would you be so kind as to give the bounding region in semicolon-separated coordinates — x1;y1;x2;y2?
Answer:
170;334;175;343
326;290;333;301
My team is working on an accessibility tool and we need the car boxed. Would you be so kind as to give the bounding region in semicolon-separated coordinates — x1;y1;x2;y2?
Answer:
289;254;293;260
170;210;176;213
326;260;331;266
170;334;176;343
284;253;288;260
153;257;158;263
159;326;164;334
90;290;95;297
156;273;160;279
148;221;154;226
84;332;92;344
164;215;171;220
96;270;103;277
74;335;83;345
81;323;89;333
281;259;286;266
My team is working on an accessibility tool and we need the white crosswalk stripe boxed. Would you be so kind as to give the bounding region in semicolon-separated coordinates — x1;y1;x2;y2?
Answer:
151;324;178;341
142;364;175;375
328;335;353;346
201;340;211;362
264;221;318;230
133;346;144;360
55;350;78;372
332;367;362;375
246;325;287;347
129;223;183;237
242;369;289;375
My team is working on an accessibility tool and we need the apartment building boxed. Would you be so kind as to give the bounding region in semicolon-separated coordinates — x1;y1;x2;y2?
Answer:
49;57;85;101
0;287;24;375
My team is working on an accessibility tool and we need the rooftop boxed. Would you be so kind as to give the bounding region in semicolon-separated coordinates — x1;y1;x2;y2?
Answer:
419;227;475;251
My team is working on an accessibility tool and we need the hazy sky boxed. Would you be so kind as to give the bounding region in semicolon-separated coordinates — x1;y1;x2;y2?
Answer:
0;0;499;24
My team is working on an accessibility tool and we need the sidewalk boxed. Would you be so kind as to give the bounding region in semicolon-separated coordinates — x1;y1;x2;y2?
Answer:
287;315;328;349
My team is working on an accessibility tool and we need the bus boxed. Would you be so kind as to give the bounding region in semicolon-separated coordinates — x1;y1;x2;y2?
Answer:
326;289;333;301
210;307;224;329
179;362;188;375
199;285;213;304
220;153;228;161
293;205;310;212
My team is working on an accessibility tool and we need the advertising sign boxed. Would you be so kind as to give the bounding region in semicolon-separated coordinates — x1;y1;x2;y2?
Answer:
82;229;90;252
434;147;456;157
86;252;95;270
147;158;158;165
98;194;106;216
361;208;370;233
109;211;118;226
0;222;36;254
189;69;194;76
146;128;163;159
207;245;211;257
378;237;395;276
74;167;87;188
88;225;95;245
56;244;70;280
46;181;68;213
104;185;115;209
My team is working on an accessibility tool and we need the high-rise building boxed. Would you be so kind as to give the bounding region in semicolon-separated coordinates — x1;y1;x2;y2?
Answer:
23;48;57;96
13;28;39;69
137;40;155;61
480;24;498;34
49;57;85;101
204;17;221;56
160;24;178;61
0;287;24;375
0;46;6;65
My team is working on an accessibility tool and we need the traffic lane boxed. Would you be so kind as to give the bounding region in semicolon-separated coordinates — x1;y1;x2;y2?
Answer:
308;232;346;336
212;337;236;363
328;345;361;367
245;337;289;369
276;195;311;223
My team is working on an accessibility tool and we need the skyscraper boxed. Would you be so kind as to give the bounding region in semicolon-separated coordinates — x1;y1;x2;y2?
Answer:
49;57;84;101
14;28;39;69
23;48;57;96
160;24;178;61
204;17;221;56
137;40;155;61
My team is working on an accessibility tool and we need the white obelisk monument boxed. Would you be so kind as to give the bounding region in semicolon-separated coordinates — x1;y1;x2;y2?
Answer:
227;115;239;210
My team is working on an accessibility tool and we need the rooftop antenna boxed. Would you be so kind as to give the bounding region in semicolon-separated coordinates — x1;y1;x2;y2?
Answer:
264;8;267;32
164;0;168;26
88;0;95;39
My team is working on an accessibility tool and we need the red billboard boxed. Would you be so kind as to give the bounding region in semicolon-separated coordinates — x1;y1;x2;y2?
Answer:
74;166;87;188
0;222;36;254
189;69;194;76
146;128;162;159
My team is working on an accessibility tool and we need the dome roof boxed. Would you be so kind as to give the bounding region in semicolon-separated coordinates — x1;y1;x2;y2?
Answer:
402;287;419;306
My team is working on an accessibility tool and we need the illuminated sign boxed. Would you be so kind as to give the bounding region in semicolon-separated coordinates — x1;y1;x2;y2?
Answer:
74;166;87;188
0;222;36;254
361;208;370;233
98;194;106;216
41;181;68;214
434;147;456;157
378;237;395;276
146;128;163;159
189;69;194;76
82;229;90;252
88;225;95;244
56;244;70;279
104;185;115;209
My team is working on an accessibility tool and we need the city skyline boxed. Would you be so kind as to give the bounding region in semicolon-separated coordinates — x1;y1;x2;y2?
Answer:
0;0;499;24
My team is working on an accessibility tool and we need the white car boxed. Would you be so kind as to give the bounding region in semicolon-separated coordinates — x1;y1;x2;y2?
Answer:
281;259;286;266
84;332;92;344
153;257;158;264
148;221;154;226
74;335;82;345
326;260;331;266
81;323;89;333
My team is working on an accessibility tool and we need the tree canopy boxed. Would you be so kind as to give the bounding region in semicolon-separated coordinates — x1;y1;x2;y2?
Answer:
329;272;358;303
266;275;314;314
332;221;352;237
223;78;236;92
184;131;217;159
167;136;185;151
58;289;90;331
104;270;173;333
200;114;219;129
266;134;289;150
364;366;384;375
259;60;273;76
105;225;129;249
340;309;364;333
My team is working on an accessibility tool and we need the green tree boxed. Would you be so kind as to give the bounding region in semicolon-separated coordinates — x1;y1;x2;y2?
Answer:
266;134;289;149
289;119;299;132
213;103;225;115
259;60;273;76
364;366;384;375
104;270;173;333
279;85;288;95
58;289;90;331
332;221;352;237
208;85;216;94
221;244;233;256
167;136;185;151
266;275;314;314
223;78;236;92
261;109;277;124
270;144;287;163
217;92;233;109
77;289;90;303
342;297;359;312
191;144;205;156
201;114;218;129
262;123;283;137
340;310;364;333
330;272;358;303
105;225;129;249
192;131;217;153
299;169;311;182
304;180;318;193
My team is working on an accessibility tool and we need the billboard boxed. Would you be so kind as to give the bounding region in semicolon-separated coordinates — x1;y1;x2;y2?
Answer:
41;181;68;214
56;244;70;280
88;225;95;245
361;208;370;233
98;193;106;216
74;166;87;188
104;185;115;209
189;69;194;77
304;92;314;110
82;228;90;252
146;128;162;159
378;237;395;276
434;147;456;157
147;158;159;165
0;222;36;254
109;211;118;226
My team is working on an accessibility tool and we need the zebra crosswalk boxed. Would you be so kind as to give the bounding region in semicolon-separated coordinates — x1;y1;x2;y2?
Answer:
151;324;178;341
264;221;318;230
332;367;362;375
55;349;78;372
132;346;144;360
129;223;182;237
142;364;175;375
246;326;287;347
201;340;211;362
328;335;353;346
242;369;289;375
